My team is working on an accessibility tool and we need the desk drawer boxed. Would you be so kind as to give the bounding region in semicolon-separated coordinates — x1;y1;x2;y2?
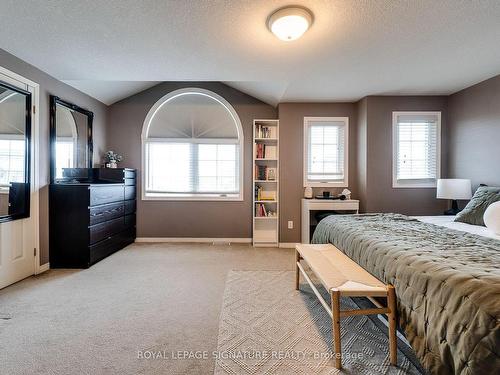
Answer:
90;185;124;206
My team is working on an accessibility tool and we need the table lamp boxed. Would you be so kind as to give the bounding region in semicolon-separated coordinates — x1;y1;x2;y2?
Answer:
436;179;472;215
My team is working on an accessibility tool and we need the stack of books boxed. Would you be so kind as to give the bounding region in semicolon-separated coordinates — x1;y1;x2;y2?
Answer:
255;186;276;201
255;124;274;138
255;144;277;159
255;204;276;217
254;166;277;181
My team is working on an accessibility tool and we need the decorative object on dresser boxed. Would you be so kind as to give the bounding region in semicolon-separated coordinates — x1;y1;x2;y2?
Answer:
436;178;472;215
301;198;359;243
104;150;123;169
49;168;136;268
253;119;279;247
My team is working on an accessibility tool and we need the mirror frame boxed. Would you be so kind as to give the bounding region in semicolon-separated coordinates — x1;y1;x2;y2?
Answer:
49;96;94;183
0;80;32;223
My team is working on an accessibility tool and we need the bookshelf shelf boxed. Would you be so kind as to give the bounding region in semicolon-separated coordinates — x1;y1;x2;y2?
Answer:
253;119;279;247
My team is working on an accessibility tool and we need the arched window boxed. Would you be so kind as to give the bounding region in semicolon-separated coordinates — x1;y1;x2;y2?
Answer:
142;88;244;200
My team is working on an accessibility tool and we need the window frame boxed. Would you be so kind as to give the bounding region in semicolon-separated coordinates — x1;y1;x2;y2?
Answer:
141;88;244;201
303;116;349;188
392;111;441;189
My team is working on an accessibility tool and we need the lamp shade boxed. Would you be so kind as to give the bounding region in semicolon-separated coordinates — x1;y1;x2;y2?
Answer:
436;179;472;200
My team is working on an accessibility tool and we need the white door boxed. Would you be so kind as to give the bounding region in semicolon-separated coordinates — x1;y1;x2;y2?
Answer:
0;70;38;289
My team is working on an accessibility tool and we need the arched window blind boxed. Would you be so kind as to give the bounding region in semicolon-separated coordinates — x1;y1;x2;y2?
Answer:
142;88;244;200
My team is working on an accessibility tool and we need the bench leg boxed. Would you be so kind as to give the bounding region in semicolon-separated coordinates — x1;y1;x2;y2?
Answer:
387;285;397;365
331;290;342;369
295;249;300;290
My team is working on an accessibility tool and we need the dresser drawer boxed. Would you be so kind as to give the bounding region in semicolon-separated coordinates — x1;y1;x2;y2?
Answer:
89;228;135;265
89;217;124;244
90;185;124;206
124;214;136;228
124;186;136;200
89;202;124;226
124;200;136;215
124;178;135;186
124;169;136;179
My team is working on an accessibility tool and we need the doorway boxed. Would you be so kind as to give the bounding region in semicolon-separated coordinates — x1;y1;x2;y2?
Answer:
0;67;40;289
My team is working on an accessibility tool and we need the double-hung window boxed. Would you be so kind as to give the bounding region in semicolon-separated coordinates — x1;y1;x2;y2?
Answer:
392;112;441;188
142;88;243;200
304;117;348;187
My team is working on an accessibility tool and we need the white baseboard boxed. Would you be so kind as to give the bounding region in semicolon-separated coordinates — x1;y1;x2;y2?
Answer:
135;237;252;244
279;242;300;248
36;263;50;274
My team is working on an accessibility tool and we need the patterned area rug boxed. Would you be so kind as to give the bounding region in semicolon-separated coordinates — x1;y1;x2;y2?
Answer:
214;270;422;375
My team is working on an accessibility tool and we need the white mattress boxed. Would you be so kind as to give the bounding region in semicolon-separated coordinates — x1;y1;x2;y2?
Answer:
414;215;500;241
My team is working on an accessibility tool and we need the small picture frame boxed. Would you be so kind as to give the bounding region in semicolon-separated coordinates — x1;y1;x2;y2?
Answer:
266;167;277;181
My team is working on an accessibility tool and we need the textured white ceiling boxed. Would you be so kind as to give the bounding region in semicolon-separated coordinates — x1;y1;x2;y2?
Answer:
1;0;499;106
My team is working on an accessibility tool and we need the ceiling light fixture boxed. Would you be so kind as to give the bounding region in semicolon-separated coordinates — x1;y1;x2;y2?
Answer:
267;6;313;41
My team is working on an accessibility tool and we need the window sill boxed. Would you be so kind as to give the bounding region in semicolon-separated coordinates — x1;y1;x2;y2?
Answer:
142;193;243;202
304;182;348;188
393;181;437;188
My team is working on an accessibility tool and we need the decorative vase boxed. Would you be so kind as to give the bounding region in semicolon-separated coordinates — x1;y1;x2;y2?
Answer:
108;161;117;169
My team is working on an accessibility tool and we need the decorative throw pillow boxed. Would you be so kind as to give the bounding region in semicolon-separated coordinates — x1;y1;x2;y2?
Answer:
455;186;500;226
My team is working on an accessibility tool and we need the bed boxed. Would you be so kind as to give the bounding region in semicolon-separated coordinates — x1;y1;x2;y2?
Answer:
311;213;500;375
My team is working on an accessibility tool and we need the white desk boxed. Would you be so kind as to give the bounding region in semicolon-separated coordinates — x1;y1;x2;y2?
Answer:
301;199;359;243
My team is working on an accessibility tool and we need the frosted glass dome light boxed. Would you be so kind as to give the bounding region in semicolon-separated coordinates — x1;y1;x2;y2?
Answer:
268;7;313;41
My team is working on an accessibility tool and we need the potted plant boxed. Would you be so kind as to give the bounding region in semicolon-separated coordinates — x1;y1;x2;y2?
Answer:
104;151;123;169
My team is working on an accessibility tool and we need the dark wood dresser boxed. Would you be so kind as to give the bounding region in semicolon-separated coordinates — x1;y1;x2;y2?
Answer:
49;168;136;268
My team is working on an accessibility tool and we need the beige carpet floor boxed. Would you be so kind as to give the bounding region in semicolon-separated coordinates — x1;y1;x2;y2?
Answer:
0;243;293;375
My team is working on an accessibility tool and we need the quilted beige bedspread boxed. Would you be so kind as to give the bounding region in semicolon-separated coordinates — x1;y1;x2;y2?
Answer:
312;213;500;375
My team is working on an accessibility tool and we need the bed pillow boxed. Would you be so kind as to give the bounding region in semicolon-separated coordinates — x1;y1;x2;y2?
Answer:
455;186;500;226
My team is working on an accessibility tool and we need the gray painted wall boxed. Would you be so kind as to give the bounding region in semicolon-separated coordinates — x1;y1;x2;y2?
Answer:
356;98;368;212
448;75;500;188
0;48;108;265
277;103;358;243
106;82;276;239
362;96;449;215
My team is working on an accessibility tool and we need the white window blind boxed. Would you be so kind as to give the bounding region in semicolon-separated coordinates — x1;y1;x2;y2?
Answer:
145;141;239;196
0;138;25;186
393;112;441;187
304;118;348;186
142;89;244;200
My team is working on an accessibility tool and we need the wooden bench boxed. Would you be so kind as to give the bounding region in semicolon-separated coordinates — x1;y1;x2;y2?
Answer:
295;244;397;369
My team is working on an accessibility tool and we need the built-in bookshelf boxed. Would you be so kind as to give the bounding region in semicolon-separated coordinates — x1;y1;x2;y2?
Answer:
253;119;279;247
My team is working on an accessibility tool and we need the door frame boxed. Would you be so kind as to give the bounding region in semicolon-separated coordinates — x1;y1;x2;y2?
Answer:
0;65;42;274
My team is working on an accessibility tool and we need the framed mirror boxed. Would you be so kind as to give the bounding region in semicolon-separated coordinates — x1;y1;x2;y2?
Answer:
50;96;93;183
0;80;31;223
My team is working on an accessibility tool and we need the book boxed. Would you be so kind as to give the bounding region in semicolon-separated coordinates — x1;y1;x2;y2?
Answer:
255;124;275;139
